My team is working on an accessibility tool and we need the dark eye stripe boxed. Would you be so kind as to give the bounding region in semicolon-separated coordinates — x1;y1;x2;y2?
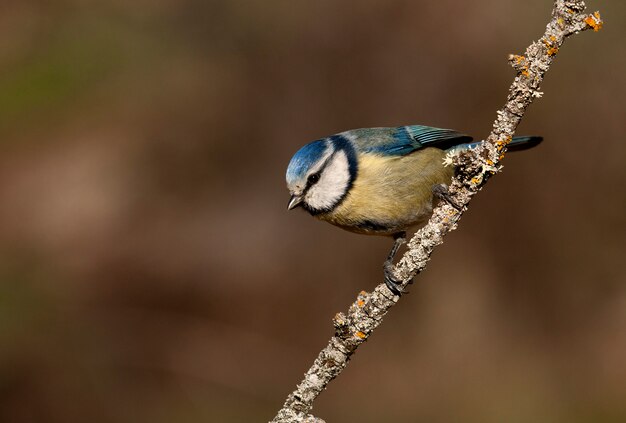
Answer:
307;173;320;184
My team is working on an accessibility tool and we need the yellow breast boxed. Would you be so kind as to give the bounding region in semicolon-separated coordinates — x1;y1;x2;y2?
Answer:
317;148;453;235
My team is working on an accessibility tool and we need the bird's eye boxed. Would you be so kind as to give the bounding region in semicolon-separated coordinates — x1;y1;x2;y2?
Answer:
307;173;320;184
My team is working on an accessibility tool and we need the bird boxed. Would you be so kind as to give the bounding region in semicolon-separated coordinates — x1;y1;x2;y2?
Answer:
285;125;542;295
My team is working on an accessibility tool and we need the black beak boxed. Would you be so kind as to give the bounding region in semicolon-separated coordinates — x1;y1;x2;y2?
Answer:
287;195;303;210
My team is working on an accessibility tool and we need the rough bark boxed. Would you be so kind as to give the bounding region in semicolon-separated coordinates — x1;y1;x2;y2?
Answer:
272;2;602;422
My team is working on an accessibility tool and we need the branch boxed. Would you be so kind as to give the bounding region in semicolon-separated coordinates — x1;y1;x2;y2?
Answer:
272;2;602;422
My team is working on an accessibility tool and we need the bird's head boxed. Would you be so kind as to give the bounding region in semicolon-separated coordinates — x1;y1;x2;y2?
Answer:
286;136;357;215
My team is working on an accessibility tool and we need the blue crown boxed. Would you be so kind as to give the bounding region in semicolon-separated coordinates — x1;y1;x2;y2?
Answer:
286;139;328;184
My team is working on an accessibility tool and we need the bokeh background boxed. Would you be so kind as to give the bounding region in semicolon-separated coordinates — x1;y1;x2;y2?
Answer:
0;1;624;422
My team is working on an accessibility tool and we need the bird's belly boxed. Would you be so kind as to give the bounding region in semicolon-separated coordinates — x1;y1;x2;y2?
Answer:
317;148;453;235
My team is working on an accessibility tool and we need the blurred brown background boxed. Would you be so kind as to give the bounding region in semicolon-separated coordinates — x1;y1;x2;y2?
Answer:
0;1;624;422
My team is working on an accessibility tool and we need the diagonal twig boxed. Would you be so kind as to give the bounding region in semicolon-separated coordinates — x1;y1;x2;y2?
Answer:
272;2;602;422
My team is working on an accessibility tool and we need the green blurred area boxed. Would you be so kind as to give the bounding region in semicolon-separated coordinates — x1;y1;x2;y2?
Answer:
0;1;625;422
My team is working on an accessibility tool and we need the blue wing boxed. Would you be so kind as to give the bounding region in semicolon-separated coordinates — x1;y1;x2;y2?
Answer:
346;125;473;157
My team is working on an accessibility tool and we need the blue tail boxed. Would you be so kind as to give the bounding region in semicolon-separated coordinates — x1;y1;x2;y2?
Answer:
507;136;543;151
461;136;543;152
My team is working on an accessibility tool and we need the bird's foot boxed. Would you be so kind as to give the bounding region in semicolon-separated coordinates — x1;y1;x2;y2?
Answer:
384;261;411;296
383;232;411;296
432;184;463;211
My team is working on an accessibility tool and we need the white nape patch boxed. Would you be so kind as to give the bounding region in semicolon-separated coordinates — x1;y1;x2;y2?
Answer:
305;150;350;211
339;130;357;142
309;140;334;175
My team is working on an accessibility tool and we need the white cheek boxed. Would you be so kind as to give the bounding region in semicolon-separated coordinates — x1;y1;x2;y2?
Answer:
306;151;350;211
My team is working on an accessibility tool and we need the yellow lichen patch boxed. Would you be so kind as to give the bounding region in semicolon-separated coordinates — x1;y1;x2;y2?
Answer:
357;299;365;308
495;140;508;151
585;12;603;32
542;38;554;49
557;17;565;28
486;159;494;166
521;69;530;77
359;290;367;296
471;177;481;185
547;46;559;56
509;55;526;71
355;331;366;339
497;136;512;146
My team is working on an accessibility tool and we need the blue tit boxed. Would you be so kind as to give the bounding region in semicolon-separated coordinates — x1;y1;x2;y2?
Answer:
286;125;542;294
